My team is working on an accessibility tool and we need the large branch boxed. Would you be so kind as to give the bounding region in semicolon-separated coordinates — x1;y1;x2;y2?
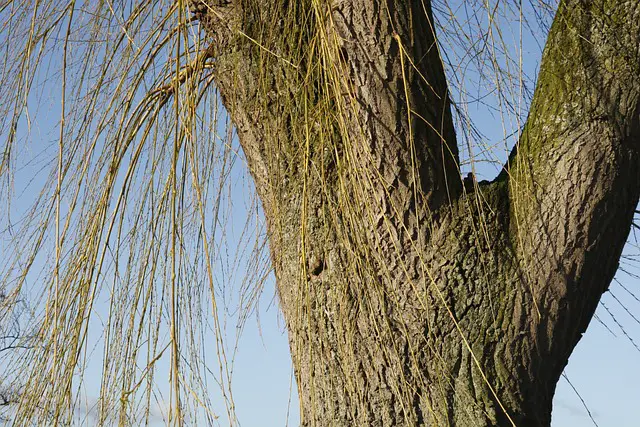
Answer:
191;1;466;346
191;0;462;217
329;0;462;210
506;0;640;376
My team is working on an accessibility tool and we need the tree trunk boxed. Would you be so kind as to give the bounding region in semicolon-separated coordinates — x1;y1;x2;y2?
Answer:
192;0;640;425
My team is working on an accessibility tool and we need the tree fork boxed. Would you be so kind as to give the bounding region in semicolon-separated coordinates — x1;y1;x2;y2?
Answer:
192;0;640;425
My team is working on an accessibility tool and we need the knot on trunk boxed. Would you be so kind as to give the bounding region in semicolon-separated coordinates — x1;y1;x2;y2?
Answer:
188;0;241;55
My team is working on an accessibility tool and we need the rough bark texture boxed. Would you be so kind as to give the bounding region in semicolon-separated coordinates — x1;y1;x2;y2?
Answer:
192;0;640;425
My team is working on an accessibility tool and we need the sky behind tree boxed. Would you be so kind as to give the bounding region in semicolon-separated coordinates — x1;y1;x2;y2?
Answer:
0;1;639;425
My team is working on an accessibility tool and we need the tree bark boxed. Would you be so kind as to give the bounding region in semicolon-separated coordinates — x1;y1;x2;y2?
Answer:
192;0;640;425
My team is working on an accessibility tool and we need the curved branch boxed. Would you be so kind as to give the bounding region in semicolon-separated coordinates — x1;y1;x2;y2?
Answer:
192;0;462;215
505;0;640;383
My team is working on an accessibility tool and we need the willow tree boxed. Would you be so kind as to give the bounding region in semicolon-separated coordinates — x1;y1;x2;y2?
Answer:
1;0;639;426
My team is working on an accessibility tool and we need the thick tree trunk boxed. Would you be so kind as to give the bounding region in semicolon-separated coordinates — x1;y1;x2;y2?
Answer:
192;0;640;425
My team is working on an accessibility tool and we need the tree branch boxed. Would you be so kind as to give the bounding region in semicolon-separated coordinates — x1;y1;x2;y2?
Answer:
193;0;462;218
505;0;640;381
